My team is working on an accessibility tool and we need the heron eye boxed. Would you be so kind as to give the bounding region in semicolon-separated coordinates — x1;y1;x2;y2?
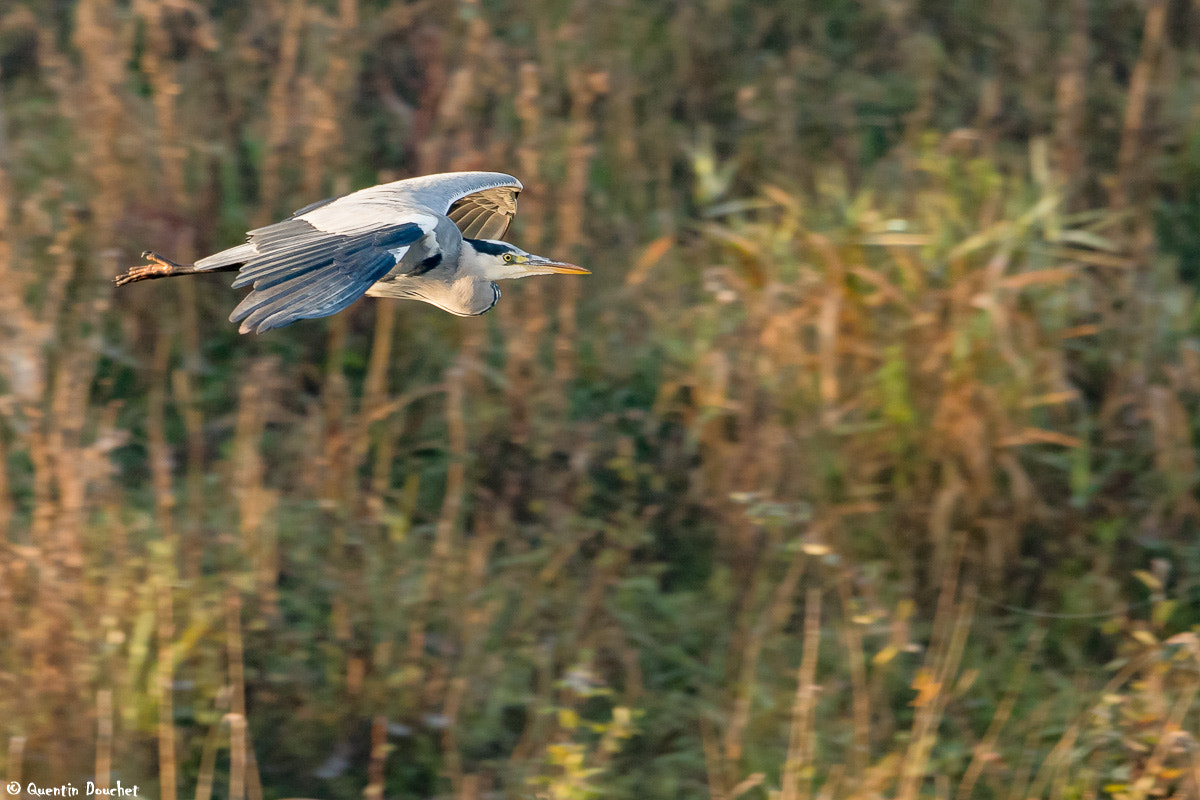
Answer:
503;253;514;263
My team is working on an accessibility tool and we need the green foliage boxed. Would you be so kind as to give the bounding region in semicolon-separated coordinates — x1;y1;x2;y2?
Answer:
1;1;1199;799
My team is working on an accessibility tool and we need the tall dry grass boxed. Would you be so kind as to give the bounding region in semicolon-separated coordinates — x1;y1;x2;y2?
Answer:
0;1;1198;799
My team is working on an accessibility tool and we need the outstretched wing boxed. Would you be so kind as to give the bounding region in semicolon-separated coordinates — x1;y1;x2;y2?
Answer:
446;183;520;239
301;172;523;240
225;216;431;334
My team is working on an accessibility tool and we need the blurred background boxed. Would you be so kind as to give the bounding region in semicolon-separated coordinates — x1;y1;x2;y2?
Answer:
2;0;1200;797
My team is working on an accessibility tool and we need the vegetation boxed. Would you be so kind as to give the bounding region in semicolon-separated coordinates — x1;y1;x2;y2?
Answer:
1;0;1199;798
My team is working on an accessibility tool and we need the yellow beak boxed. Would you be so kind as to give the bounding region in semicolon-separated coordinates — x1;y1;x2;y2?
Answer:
528;257;590;274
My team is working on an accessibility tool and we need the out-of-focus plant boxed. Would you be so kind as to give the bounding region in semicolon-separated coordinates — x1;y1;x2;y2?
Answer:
651;141;1097;591
528;663;639;800
2;0;1200;798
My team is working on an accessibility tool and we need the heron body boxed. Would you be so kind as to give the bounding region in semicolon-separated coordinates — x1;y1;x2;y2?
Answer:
116;171;588;333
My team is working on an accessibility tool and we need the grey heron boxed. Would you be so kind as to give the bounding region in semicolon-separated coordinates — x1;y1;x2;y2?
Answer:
115;171;589;333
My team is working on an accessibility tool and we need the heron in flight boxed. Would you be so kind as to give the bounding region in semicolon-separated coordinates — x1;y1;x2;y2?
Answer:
115;171;589;333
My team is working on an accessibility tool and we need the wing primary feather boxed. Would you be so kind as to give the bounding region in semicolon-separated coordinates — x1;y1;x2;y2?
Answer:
233;243;341;289
476;216;508;240
452;206;491;238
228;220;425;333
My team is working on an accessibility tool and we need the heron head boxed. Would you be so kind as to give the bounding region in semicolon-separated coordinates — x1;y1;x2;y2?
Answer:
464;238;589;280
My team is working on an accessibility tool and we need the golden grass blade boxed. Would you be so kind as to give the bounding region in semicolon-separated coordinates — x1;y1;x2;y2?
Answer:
780;588;822;800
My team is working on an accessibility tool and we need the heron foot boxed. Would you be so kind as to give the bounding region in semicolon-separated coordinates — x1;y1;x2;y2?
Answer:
114;251;187;286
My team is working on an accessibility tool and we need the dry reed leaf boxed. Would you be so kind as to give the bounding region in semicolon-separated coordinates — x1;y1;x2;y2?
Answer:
998;454;1035;527
948;223;1012;261
1147;386;1197;493
1133;569;1162;591
1050;246;1135;269
849;266;907;304
818;289;842;408
831;501;882;517
999;267;1076;290
873;645;899;666
1131;629;1158;647
760;308;809;357
1021;391;1079;408
1054;228;1122;252
929;469;964;551
998;428;1083;448
1114;0;1168;209
728;773;765;799
702;223;767;286
759;184;799;210
624;235;674;287
910;668;941;708
862;233;932;247
1059;324;1101;339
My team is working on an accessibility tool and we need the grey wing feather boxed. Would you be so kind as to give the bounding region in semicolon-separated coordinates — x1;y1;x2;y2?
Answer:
372;171;522;216
229;219;425;334
194;242;257;271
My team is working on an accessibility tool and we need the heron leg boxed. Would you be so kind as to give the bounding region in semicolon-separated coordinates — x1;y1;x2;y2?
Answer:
114;251;200;286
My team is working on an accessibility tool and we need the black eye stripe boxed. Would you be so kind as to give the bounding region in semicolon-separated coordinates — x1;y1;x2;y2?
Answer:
467;238;511;256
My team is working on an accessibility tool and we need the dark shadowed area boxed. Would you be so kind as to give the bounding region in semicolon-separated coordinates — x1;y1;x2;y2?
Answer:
1;0;1199;798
